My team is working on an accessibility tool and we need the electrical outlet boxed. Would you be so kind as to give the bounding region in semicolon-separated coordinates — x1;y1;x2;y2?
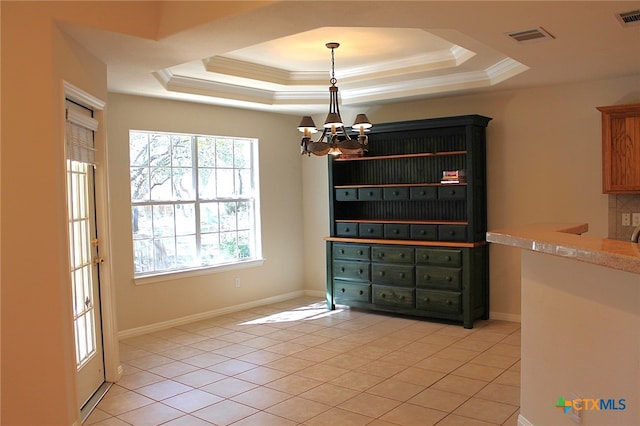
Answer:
569;393;583;424
633;213;640;227
234;278;241;288
622;213;631;226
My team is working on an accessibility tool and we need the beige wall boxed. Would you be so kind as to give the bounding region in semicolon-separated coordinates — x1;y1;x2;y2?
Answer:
520;250;639;425
1;2;113;424
107;94;305;333
302;75;640;319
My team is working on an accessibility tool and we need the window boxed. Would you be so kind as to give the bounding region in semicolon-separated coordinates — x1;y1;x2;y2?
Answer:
129;130;261;277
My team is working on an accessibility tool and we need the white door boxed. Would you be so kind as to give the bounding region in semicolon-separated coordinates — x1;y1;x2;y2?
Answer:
66;102;105;408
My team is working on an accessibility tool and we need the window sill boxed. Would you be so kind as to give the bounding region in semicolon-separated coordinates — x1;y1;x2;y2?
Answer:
133;258;265;286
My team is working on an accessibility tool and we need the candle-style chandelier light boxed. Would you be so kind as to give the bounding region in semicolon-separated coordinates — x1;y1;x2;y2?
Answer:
298;42;372;157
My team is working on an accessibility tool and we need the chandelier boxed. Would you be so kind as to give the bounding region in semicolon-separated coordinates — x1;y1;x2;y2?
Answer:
298;42;372;157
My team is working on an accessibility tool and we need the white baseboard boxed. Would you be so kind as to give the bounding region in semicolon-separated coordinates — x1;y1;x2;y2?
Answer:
518;413;534;426
490;311;521;323
118;290;320;339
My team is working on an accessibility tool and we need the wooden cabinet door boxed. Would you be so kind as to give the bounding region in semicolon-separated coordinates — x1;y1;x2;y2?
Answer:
598;103;640;193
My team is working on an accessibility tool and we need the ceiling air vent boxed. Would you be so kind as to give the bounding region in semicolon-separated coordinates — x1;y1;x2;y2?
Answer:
506;27;555;43
616;9;640;27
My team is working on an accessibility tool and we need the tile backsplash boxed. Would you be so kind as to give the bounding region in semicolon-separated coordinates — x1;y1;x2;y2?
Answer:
608;194;640;240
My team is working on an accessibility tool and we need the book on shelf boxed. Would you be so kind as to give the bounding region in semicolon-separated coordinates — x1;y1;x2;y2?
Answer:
441;169;466;184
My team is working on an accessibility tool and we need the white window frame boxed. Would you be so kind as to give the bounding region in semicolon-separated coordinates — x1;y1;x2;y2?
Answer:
129;130;263;282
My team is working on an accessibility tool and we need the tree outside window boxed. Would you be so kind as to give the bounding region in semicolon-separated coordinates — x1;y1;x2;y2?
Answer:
129;131;261;276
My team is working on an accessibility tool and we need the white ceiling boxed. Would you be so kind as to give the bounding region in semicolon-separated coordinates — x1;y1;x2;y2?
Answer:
60;1;640;115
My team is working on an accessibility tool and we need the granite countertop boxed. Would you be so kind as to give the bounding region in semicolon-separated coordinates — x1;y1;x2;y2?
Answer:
486;223;640;275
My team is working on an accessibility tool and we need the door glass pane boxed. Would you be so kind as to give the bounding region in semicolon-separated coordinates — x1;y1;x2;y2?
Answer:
66;160;96;369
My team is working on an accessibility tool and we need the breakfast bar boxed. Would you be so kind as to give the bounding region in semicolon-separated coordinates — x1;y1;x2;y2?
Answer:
487;223;639;426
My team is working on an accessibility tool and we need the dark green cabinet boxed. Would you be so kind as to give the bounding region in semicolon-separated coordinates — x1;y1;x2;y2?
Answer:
325;115;491;328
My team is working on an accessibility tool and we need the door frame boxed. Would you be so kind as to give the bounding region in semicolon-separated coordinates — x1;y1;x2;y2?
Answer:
64;81;122;403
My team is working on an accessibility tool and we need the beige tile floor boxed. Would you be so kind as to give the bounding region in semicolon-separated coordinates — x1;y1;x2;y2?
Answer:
86;297;521;426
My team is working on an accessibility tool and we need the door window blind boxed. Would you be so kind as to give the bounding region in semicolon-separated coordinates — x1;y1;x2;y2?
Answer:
66;102;98;164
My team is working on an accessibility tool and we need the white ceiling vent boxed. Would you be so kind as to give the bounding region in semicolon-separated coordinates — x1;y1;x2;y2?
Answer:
616;10;640;27
506;27;555;43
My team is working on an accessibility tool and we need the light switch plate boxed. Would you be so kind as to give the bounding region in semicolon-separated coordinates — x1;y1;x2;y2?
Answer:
633;213;640;226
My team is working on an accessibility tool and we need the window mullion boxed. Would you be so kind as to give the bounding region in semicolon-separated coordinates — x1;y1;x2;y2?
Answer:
192;136;202;265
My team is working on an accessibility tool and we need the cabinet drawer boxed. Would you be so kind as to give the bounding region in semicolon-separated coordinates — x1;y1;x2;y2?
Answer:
335;188;358;201
416;266;462;291
359;223;383;238
372;246;414;264
384;223;411;239
416;248;462;266
358;187;383;201
410;186;437;200
336;222;358;237
438;186;466;200
416;289;461;314
383;187;410;200
371;264;415;286
438;225;467;241
410;224;438;241
333;260;369;281
333;243;370;261
334;280;371;303
373;285;415;308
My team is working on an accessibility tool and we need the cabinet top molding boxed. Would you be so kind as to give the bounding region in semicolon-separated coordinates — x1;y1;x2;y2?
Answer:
596;103;640;114
370;115;492;134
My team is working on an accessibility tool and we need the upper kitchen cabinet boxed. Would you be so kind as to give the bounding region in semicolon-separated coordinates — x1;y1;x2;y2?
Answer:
598;103;640;194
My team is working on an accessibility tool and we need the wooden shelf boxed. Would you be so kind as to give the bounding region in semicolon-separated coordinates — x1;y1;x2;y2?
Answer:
334;183;467;189
334;151;467;161
324;236;485;248
335;219;468;225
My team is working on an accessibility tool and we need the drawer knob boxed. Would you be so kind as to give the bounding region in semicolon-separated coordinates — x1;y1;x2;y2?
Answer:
399;273;405;278
449;230;455;236
359;290;364;295
359;269;364;274
382;293;387;298
423;255;429;260
340;249;345;254
379;271;385;276
420;230;425;235
447;300;453;305
425;297;431;303
424;274;431;280
393;230;399;234
449;190;455;195
400;295;405;300
358;250;363;255
447;276;453;282
340;267;345;272
445;255;451;261
345;228;351;232
400;253;405;258
341;288;346;293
